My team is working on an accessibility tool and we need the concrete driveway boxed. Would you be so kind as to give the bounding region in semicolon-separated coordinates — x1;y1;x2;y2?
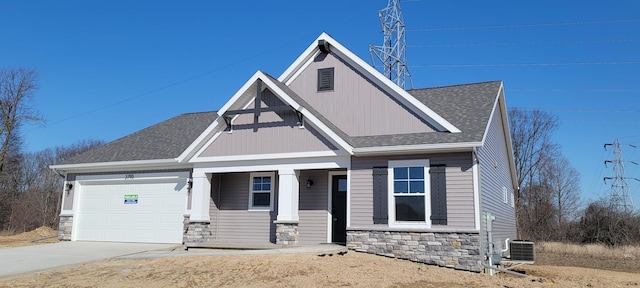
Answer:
0;241;177;278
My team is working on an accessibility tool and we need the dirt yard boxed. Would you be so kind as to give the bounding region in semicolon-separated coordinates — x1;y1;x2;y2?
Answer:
0;227;58;248
0;229;638;287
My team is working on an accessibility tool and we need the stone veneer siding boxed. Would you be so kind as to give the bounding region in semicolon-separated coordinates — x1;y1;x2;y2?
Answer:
183;216;212;244
58;215;73;241
275;222;299;245
347;229;482;272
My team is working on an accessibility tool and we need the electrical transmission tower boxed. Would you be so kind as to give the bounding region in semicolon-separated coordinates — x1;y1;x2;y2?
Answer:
603;138;639;212
370;0;413;89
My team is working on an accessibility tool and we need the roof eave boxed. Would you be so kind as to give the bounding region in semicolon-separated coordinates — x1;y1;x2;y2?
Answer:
50;158;186;174
353;142;483;156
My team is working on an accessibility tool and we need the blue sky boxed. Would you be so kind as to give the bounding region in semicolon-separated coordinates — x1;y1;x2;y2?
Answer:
2;0;639;210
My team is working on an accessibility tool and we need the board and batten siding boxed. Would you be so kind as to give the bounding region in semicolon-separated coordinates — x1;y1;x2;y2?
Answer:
298;170;329;244
199;89;337;157
477;96;517;253
209;172;277;243
287;52;435;137
350;153;475;229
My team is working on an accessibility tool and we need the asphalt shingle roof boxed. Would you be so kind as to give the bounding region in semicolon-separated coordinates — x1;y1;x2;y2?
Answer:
60;111;217;165
60;81;501;165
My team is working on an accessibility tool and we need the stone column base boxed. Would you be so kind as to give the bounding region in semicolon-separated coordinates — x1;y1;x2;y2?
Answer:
183;215;212;243
58;215;73;241
275;221;299;245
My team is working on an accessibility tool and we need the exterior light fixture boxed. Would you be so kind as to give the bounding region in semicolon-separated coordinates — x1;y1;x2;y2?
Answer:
306;179;314;188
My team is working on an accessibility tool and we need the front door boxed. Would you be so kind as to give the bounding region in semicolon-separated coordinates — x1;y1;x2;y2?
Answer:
331;175;347;243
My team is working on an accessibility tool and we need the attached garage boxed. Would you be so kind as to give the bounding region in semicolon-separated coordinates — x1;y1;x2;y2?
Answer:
73;172;189;244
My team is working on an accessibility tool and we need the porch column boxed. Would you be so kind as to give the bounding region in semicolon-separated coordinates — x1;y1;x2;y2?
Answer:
275;169;300;245
276;169;299;222
189;171;211;222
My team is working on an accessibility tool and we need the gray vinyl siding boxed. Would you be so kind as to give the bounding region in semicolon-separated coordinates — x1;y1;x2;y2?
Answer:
287;52;435;136
350;153;475;229
298;170;329;244
477;96;517;254
210;172;277;243
199;89;337;157
209;174;221;239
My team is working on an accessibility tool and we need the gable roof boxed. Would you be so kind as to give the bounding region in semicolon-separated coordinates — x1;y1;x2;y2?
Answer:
279;32;461;134
351;81;503;153
52;34;508;169
57;111;217;166
184;70;355;162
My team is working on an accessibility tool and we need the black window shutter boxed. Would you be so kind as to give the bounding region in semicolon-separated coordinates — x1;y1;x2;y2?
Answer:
372;167;388;224
430;165;447;225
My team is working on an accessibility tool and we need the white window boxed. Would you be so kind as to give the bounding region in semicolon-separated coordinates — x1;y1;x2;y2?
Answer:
249;172;275;211
510;190;515;208
388;159;431;228
503;186;508;204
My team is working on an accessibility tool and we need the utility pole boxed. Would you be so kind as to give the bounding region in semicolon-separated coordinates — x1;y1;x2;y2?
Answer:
604;138;639;212
370;0;413;89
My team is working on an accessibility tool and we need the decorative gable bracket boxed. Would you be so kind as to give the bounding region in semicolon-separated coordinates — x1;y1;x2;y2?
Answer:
221;79;304;131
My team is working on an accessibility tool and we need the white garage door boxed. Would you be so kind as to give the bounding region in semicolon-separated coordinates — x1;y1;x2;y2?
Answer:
75;174;187;244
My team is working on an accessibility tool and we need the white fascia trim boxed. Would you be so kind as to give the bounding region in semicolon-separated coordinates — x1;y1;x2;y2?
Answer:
188;71;354;161
192;130;224;160
279;33;460;133
353;142;482;156
278;35;324;84
192;150;347;163
193;155;350;174
177;118;224;163
218;71;264;115
478;82;518;191
49;158;182;173
480;82;503;145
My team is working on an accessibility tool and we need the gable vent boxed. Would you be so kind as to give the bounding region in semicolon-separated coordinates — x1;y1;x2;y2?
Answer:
317;67;334;91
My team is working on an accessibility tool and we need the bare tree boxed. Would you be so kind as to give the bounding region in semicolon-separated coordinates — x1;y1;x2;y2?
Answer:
2;139;104;232
541;155;581;238
509;108;560;238
0;67;42;173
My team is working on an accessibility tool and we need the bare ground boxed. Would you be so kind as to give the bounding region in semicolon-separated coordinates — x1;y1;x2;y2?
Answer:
0;229;638;287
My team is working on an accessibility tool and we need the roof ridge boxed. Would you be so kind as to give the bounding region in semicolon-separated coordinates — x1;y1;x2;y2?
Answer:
409;80;502;91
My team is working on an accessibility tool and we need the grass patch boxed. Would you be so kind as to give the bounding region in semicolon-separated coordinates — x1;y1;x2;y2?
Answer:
537;241;640;259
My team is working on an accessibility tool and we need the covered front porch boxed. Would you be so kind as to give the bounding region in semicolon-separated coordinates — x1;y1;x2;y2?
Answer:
183;157;350;246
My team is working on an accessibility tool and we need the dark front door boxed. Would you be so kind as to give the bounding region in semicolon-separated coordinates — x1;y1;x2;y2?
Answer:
332;175;347;243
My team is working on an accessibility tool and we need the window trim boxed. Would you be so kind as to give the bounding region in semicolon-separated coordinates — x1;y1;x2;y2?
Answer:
248;172;275;211
387;159;431;228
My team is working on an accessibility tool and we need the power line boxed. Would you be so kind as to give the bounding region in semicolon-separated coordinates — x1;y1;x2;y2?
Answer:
407;19;640;32
510;89;640;93
407;61;640;68
408;38;640;48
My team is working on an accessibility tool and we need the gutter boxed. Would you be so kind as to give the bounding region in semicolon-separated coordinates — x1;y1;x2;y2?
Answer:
49;158;185;173
353;142;482;156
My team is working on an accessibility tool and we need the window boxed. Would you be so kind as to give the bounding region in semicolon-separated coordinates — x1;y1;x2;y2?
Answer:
317;67;334;91
249;172;274;210
388;160;431;227
503;186;508;204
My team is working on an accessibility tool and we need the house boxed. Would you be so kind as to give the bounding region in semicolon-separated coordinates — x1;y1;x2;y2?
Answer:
51;33;518;272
